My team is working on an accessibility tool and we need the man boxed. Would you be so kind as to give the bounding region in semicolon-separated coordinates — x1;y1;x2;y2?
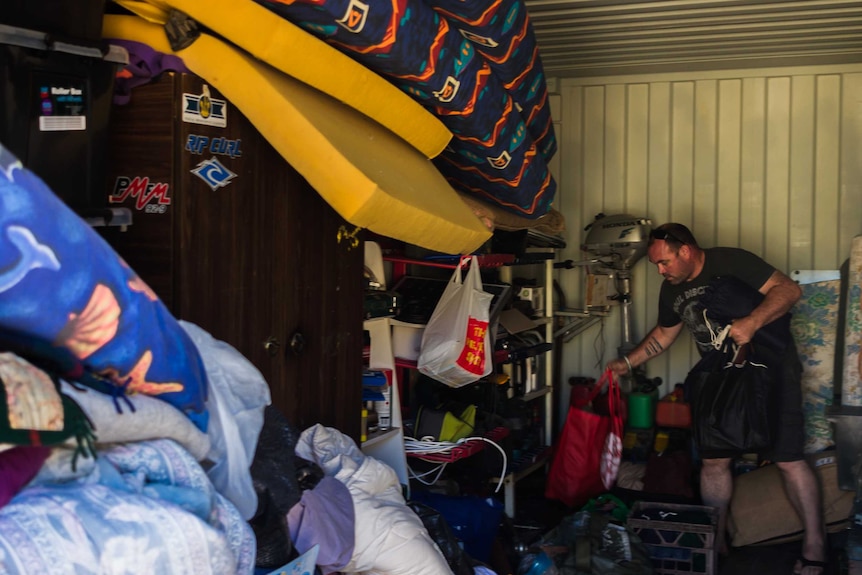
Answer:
607;223;826;575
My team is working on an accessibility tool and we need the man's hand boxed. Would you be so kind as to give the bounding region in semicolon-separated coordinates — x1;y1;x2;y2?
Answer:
728;316;759;345
607;357;630;377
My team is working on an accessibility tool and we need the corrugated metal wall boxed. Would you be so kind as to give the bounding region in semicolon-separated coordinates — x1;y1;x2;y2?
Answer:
525;0;862;78
551;64;862;419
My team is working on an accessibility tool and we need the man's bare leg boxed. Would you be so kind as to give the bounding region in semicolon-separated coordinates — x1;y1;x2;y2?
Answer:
700;457;733;555
777;459;825;575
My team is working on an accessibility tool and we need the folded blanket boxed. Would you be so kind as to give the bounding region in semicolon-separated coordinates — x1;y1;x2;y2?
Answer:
1;439;256;575
60;380;211;461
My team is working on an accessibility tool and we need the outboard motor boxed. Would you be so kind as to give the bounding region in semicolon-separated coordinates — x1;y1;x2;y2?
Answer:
581;213;652;360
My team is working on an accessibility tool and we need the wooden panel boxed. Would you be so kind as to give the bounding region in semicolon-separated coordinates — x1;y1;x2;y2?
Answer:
102;72;362;440
174;73;278;387
99;76;178;307
267;172;364;434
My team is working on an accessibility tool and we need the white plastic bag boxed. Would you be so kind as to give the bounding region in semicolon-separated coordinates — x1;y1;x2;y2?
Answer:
180;320;272;520
417;256;493;387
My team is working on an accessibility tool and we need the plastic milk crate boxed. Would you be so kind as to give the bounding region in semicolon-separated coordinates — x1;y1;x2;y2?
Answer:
626;502;719;575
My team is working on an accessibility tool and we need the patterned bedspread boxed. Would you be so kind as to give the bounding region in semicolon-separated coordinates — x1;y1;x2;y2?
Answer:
0;439;255;575
256;0;558;219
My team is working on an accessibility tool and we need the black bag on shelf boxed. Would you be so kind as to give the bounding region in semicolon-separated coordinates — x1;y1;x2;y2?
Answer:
685;342;778;454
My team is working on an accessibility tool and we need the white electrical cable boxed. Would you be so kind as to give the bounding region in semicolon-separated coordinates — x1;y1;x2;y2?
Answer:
404;436;463;454
403;435;508;493
408;462;449;486
460;436;508;493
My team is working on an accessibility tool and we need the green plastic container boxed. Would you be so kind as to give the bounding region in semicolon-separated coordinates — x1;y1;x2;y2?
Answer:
627;391;655;428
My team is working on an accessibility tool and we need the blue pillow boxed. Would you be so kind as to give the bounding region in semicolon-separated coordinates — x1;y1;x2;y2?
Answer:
0;143;208;431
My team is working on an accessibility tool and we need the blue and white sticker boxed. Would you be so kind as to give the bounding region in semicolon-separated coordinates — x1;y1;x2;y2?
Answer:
182;85;227;128
191;157;237;191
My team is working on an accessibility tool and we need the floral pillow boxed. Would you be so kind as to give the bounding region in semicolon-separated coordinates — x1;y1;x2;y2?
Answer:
790;280;840;453
0;143;208;431
841;235;862;406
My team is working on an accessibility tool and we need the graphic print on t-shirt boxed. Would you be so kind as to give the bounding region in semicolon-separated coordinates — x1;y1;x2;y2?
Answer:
672;284;728;353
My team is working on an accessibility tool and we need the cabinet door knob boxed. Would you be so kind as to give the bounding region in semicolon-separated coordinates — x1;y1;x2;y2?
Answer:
263;336;281;356
289;332;306;355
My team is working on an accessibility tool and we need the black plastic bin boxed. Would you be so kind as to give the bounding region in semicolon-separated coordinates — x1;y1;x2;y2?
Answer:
1;0;107;43
0;24;125;216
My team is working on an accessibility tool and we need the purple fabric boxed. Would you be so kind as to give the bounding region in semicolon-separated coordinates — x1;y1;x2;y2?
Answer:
107;39;191;105
286;476;355;574
0;446;51;508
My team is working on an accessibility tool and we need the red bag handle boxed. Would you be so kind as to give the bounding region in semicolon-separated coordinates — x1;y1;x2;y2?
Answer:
572;368;621;410
571;376;605;409
605;369;624;432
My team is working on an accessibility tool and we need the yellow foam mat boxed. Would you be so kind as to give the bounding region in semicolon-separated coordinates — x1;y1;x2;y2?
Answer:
113;0;451;159
104;15;491;254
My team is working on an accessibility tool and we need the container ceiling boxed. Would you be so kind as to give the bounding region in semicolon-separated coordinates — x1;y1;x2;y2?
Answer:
524;0;862;77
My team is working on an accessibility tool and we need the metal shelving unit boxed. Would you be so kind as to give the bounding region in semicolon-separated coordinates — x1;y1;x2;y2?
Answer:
363;245;559;516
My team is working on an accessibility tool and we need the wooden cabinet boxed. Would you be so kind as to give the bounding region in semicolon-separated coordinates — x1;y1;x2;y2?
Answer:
99;72;363;437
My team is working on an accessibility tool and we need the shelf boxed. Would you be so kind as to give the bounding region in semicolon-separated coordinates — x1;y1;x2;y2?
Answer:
828;405;862;417
492;446;553;518
367;248;558;510
554;312;605;343
505;446;552;482
493;342;553;364
519;386;552;403
394;357;418;369
362;345;418;370
405;426;510;463
85;207;133;229
361;317;409;487
362;427;401;449
384;254;515;269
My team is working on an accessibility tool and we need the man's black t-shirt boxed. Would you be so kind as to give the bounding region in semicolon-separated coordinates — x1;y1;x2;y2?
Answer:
657;247;775;354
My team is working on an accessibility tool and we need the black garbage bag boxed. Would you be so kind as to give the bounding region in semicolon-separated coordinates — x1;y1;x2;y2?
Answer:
408;501;477;575
684;341;779;453
248;405;324;569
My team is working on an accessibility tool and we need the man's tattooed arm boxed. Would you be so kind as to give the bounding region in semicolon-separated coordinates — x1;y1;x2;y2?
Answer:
620;324;683;372
644;336;664;358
